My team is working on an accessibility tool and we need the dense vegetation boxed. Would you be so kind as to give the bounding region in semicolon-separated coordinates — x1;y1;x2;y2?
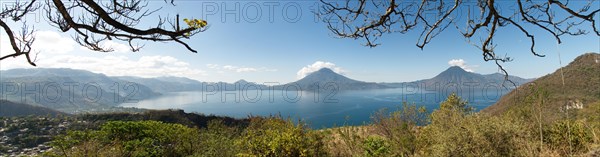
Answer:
36;92;599;156
45;117;326;157
0;110;249;155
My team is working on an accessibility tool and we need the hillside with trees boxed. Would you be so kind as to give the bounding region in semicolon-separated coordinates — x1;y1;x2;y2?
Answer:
484;52;600;122
34;93;599;156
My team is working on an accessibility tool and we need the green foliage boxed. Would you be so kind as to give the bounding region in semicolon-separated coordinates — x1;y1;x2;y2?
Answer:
523;85;550;122
439;93;473;114
48;121;200;157
577;101;600;146
503;86;600;156
417;93;538;156
323;103;427;157
370;103;427;156
323;126;366;157
235;116;326;157
426;94;471;133
192;120;241;157
49;130;93;156
544;120;594;154
79;109;250;129
46;115;325;157
362;135;390;157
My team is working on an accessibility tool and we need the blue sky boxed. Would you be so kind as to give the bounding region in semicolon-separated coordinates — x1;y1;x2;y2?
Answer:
1;1;598;83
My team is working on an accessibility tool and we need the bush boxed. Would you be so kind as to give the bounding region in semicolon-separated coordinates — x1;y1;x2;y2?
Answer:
192;120;241;157
544;120;594;154
370;103;427;156
362;135;390;157
416;94;538;156
48;121;200;157
235;116;326;157
322;126;366;157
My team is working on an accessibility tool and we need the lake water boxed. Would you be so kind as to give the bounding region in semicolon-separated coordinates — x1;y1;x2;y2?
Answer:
121;88;508;128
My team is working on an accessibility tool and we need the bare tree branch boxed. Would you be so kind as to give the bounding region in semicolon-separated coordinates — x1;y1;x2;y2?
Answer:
319;0;599;80
1;0;206;66
0;0;39;66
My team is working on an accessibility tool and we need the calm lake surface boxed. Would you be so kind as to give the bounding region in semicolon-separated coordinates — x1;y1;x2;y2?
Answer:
121;88;509;128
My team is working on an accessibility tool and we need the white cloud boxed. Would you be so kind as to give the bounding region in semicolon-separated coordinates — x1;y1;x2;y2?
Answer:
448;59;478;72
32;30;76;54
1;30;205;80
0;54;207;80
100;40;132;53
236;67;257;72
259;67;278;72
1;30;132;62
223;65;237;70
206;64;276;73
78;40;136;53
297;61;346;79
206;64;219;69
0;30;75;61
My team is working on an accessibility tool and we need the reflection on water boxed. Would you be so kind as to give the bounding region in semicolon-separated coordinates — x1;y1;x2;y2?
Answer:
121;88;507;128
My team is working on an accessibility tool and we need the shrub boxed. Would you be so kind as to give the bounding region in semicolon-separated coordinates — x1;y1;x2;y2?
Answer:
48;121;200;157
370;103;427;156
322;126;366;157
439;93;473;114
544;120;594;154
416;94;538;156
235;116;326;157
362;135;390;157
192;120;241;157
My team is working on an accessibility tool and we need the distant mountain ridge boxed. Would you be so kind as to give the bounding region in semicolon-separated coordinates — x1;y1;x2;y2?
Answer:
115;76;204;92
0;65;533;114
380;66;532;90
0;68;160;113
0;99;66;117
276;68;389;90
412;66;533;89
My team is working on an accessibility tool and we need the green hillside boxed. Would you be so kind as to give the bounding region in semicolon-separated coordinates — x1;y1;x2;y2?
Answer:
483;52;600;121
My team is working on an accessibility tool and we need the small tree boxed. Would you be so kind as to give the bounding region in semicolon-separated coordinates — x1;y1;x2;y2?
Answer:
236;116;326;157
370;103;428;156
440;93;473;114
